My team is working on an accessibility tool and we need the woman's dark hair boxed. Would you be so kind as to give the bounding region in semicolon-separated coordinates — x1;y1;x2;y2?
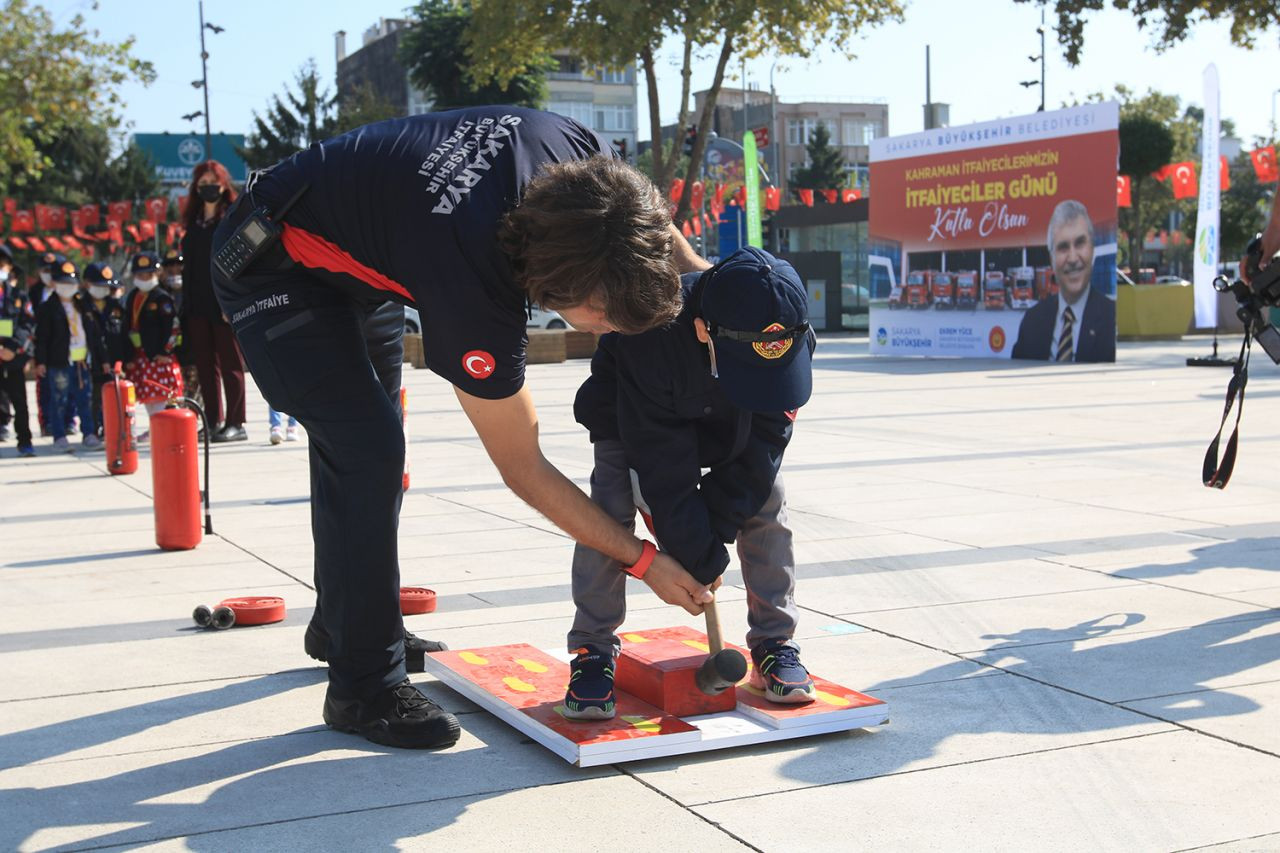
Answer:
499;157;681;333
183;160;238;230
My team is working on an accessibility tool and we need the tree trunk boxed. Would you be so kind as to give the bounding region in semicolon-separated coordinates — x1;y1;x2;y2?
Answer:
673;32;735;227
640;45;664;187
1129;176;1144;277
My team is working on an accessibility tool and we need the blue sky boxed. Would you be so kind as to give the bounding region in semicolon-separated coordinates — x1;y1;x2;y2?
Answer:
68;0;1279;145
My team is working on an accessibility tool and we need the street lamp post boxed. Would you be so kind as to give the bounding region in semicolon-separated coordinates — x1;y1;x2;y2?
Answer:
193;1;223;157
1020;10;1046;112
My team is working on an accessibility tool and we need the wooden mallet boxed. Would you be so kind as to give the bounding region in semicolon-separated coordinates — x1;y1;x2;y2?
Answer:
695;595;747;695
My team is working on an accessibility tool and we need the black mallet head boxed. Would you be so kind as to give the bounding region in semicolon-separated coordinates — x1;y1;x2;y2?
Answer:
695;648;748;695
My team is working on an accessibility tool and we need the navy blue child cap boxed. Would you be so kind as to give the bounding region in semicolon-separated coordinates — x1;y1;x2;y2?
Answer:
695;247;814;412
40;251;67;270
51;260;79;283
130;251;160;273
83;262;119;286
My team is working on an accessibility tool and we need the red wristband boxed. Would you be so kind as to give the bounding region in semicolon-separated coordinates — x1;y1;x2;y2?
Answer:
623;541;657;579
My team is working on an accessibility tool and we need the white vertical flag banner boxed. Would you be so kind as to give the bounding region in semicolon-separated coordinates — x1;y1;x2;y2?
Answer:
1193;63;1220;328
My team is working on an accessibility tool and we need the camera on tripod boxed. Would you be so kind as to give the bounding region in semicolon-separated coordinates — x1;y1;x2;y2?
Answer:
1215;233;1280;363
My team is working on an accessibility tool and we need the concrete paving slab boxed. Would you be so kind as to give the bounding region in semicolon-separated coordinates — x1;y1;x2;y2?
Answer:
852;583;1275;654
1121;679;1280;756
693;731;1280;852
79;774;751;852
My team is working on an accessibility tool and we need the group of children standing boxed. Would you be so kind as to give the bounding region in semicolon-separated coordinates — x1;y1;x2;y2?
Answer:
0;245;192;455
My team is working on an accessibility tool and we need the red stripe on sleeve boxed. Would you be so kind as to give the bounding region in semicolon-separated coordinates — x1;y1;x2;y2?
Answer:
280;224;414;303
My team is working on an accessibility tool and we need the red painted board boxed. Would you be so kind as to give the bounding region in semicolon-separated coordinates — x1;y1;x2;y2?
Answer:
615;638;738;716
427;644;697;747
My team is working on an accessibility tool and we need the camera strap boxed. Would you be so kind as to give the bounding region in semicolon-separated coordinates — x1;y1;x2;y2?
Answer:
1202;333;1252;489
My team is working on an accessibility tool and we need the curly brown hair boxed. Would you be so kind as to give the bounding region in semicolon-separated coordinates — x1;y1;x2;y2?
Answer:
499;157;682;334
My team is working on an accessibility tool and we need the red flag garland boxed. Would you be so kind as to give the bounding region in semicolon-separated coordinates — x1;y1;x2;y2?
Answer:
1251;146;1279;183
144;197;168;223
669;179;685;204
690;181;704;210
841;189;862;202
765;186;781;211
107;200;132;223
820;189;837;204
1220;155;1230;192
1169;161;1197;199
10;210;34;233
798;189;814;207
1116;175;1132;208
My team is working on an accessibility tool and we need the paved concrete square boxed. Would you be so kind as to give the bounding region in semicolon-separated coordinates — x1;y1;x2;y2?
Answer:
3;336;1280;851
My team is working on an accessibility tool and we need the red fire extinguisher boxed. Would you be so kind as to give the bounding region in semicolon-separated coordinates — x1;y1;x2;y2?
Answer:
102;363;138;475
151;399;213;551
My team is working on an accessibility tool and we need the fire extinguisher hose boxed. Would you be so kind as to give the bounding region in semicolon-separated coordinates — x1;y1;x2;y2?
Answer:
111;362;126;472
183;396;214;535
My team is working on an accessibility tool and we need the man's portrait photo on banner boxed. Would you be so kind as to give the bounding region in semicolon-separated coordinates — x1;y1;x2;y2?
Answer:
1011;199;1116;363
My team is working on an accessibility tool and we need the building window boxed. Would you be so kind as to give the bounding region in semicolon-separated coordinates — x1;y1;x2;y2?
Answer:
841;119;884;147
549;99;594;128
595;103;633;131
595;66;629;84
787;118;817;146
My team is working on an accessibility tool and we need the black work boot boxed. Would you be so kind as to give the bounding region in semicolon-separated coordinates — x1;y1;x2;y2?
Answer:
323;679;461;749
305;620;447;673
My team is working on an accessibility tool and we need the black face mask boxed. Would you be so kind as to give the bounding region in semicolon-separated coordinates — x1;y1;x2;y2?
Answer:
198;184;223;203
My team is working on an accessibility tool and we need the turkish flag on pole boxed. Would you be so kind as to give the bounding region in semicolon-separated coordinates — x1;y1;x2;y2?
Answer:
733;186;746;208
690;181;704;210
79;203;101;227
1117;175;1132;207
107;221;124;245
669;179;685;204
35;204;54;231
821;189;838;204
798;189;814;207
1152;164;1174;182
48;207;67;231
2;198;15;215
139;220;157;240
692;215;702;237
11;210;35;233
1251;146;1279;183
1219;155;1230;192
681;220;693;238
765;186;781;211
144;197;168;223
1170;162;1197;199
841;189;861;202
107;200;133;223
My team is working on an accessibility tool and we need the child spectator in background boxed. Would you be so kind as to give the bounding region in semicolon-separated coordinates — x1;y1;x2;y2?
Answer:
28;251;72;438
123;251;183;443
34;260;101;452
268;406;299;445
83;262;130;438
161;248;202;413
0;244;35;456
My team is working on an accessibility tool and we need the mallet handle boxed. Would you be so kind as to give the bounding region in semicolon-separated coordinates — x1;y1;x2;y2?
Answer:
704;596;725;654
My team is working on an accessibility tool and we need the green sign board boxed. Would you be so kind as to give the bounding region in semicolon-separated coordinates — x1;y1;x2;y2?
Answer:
130;133;249;186
743;131;762;249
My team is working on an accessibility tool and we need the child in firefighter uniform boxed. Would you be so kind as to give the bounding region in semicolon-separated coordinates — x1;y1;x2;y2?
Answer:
0;243;36;455
83;262;131;438
160;248;201;410
124;251;183;439
33;261;101;451
563;247;818;719
29;251;69;437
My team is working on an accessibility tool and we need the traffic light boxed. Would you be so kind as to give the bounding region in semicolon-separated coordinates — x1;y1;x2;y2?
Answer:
682;124;697;156
613;138;628;159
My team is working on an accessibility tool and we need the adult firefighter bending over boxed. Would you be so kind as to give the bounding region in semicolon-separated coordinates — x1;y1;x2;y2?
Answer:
212;106;713;750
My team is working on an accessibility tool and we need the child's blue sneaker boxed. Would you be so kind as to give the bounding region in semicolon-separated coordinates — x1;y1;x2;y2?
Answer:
563;645;616;720
750;638;816;704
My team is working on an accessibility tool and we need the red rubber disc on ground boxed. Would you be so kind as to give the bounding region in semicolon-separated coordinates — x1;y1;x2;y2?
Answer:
217;596;287;626
400;587;437;615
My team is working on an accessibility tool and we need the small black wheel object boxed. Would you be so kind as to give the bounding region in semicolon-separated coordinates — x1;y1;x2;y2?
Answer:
193;604;213;628
211;606;236;630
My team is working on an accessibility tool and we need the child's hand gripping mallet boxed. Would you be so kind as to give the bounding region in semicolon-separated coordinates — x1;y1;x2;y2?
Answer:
631;469;745;693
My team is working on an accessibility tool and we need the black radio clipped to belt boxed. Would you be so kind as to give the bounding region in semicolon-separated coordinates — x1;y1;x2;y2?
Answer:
213;182;310;281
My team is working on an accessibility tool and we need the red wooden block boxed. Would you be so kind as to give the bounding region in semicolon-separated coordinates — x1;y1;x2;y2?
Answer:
615;637;738;717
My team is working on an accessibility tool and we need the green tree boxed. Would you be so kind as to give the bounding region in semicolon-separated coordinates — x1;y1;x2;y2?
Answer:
239;60;337;170
1015;0;1278;65
465;0;903;225
400;0;549;112
335;83;403;134
16;123;159;207
0;0;155;190
1119;114;1175;272
790;123;846;195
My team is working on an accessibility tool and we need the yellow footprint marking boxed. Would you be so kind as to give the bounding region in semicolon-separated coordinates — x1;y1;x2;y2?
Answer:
740;684;766;697
621;715;662;733
514;658;548;673
621;633;649;643
681;640;710;652
816;690;851;707
502;676;536;692
459;652;488;666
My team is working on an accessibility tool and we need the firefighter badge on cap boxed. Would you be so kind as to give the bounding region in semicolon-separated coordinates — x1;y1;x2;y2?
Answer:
752;323;793;360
